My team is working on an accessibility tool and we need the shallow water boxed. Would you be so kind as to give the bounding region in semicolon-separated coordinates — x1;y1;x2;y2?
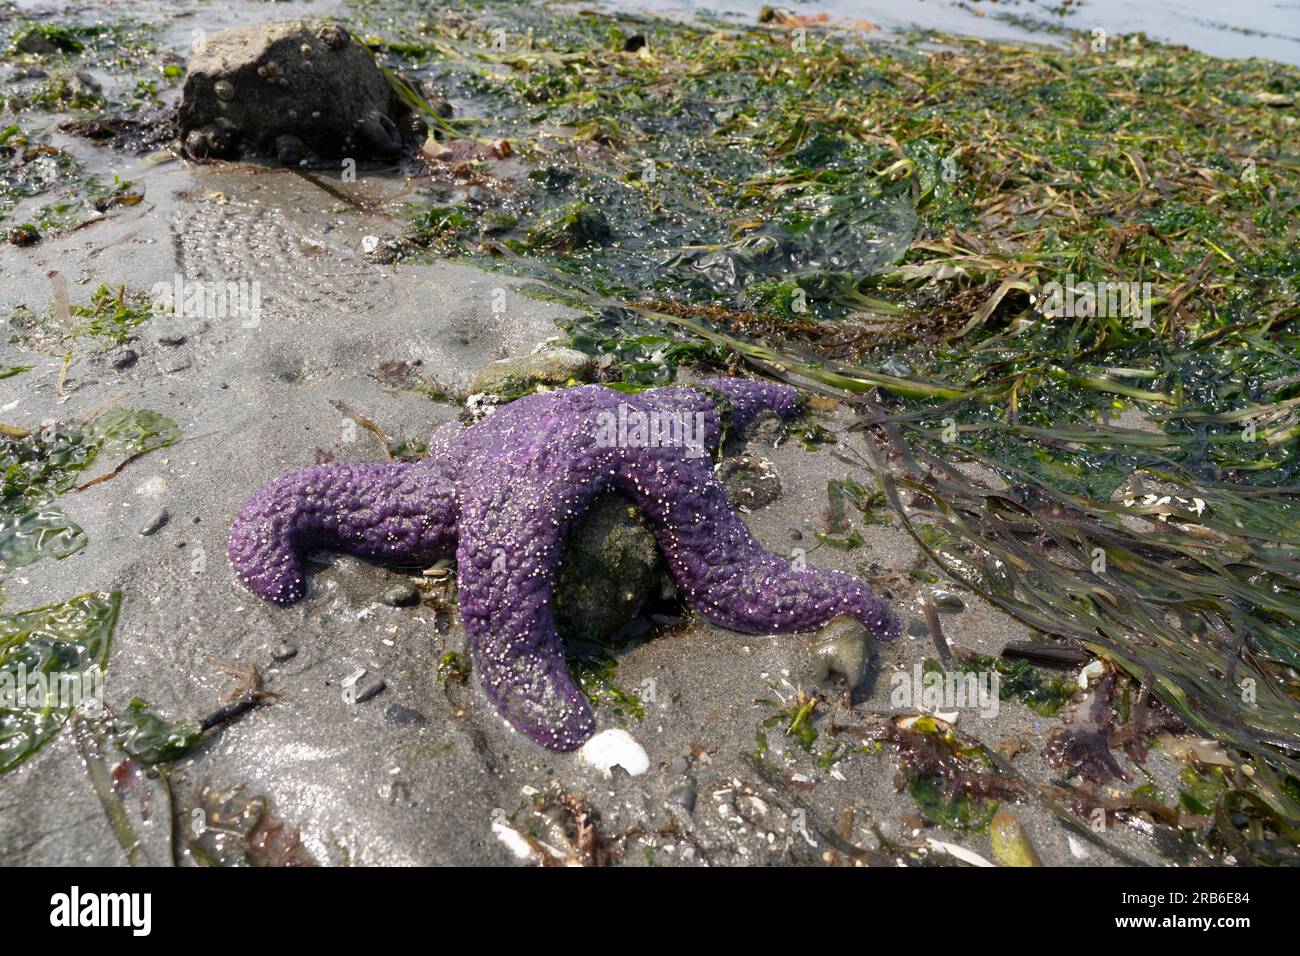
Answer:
608;0;1300;64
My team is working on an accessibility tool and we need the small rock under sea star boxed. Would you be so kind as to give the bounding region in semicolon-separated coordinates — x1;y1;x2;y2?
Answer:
228;377;899;749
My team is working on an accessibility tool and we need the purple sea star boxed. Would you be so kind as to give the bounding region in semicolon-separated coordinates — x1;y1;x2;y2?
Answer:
228;378;899;749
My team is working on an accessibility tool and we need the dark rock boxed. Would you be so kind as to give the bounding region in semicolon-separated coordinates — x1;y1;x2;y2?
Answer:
554;491;664;642
719;454;782;509
7;224;40;247
623;34;647;53
667;778;697;813
384;703;426;726
355;678;386;703
10;26;82;56
60;111;177;153
524;201;612;251
743;409;788;448
178;21;425;164
275;133;306;165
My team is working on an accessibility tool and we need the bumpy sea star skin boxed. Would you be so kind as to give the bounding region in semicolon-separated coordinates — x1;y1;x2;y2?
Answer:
229;378;899;750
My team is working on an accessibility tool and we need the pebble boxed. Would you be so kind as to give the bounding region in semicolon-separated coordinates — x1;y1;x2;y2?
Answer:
110;348;138;370
137;508;169;536
384;703;426;725
667;778;697;813
881;357;912;378
272;642;298;662
810;615;870;689
930;588;966;612
354;677;386;703
381;582;420;607
989;807;1042;867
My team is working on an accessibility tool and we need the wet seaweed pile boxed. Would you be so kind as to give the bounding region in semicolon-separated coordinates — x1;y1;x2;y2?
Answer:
0;17;172;233
357;2;1300;859
0;406;180;769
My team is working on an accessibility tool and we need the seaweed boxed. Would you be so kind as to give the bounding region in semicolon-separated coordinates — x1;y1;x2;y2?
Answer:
570;651;644;723
0;406;180;577
885;716;1021;832
112;696;203;765
939;654;1078;718
0;591;119;773
372;5;1300;852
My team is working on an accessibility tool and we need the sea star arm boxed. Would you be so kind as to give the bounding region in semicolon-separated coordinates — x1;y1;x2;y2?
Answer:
696;376;801;430
615;448;900;638
454;450;608;750
228;461;458;604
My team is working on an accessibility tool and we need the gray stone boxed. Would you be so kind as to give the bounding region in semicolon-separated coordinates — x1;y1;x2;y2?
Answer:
553;491;664;642
381;582;420;607
137;509;169;537
810;614;870;689
10;66;48;82
272;642;299;663
58;70;101;104
469;347;595;399
929;588;966;612
178;21;425;163
384;703;426;726
667;778;697;813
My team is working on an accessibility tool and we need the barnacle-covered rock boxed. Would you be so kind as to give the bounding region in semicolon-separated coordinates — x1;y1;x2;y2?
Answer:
554;491;664;642
178;21;424;163
469;346;596;400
